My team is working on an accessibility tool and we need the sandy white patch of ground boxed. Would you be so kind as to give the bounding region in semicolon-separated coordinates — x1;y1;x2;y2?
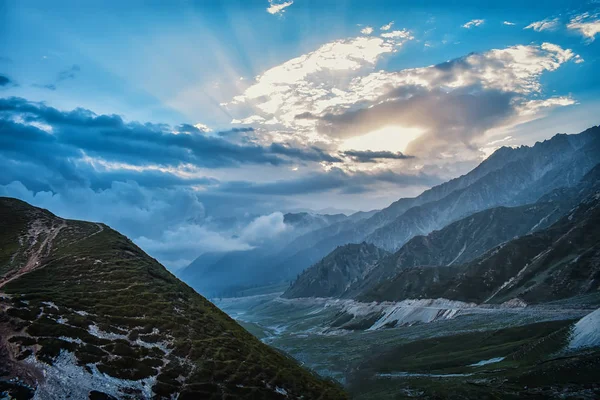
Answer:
568;308;600;350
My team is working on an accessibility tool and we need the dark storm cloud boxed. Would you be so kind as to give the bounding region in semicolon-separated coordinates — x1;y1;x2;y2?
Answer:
342;150;413;163
218;168;442;196
269;142;342;163
0;97;339;169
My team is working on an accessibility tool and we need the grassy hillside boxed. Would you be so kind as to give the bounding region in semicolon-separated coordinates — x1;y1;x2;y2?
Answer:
349;319;600;399
0;197;347;399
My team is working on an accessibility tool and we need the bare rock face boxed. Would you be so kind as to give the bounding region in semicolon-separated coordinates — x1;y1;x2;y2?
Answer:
0;197;347;400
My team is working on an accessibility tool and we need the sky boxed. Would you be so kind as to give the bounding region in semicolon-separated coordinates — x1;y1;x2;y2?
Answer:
1;0;600;270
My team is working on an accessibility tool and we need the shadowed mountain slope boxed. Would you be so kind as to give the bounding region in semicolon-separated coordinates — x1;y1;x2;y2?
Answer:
359;190;600;304
283;243;389;299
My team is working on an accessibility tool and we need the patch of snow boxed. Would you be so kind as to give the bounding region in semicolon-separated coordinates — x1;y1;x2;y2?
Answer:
88;324;129;341
448;242;467;265
58;336;84;345
485;249;550;303
568;308;600;350
27;351;155;400
376;372;474;378
275;386;288;396
469;357;505;367
41;301;58;310
528;207;558;233
500;298;527;308
366;299;476;331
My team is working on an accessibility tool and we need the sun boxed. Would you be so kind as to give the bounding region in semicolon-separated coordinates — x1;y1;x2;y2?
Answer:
340;125;424;153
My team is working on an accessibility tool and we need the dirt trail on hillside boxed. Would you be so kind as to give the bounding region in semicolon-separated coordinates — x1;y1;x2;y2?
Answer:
0;218;66;289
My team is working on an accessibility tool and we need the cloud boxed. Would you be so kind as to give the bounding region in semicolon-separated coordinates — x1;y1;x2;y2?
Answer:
380;21;394;31
0;75;12;86
135;224;253;270
0;97;340;170
240;212;288;244
567;13;600;42
57;64;81;82
525;18;560;32
33;83;57;91
381;30;413;39
33;65;81;91
227;29;577;167
228;31;414;132
503;21;516;26
462;19;485;29
267;0;293;15
341;149;413;163
218;168;441;196
361;26;374;35
305;43;576;157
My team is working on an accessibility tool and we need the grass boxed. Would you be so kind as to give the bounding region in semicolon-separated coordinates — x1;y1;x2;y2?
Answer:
348;319;600;399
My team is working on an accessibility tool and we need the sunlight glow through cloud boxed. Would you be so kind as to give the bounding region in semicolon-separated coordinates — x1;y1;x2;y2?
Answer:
340;126;425;153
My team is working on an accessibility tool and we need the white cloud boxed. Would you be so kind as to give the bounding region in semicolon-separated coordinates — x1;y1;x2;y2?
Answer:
462;19;485;29
240;212;289;244
226;31;577;172
194;122;212;132
525;17;560;32
381;30;413;39
228;32;414;130
503;21;516;26
136;224;253;271
567;13;600;42
361;26;374;35
380;21;394;31
516;96;576;116
266;0;293;15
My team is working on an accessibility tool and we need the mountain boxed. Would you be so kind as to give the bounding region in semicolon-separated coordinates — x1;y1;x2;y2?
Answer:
282;243;389;299
283;212;348;230
0;198;346;399
359;190;600;304
343;164;600;299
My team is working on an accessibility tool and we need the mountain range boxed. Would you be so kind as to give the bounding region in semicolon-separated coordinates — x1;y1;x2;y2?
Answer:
285;158;600;302
182;126;600;297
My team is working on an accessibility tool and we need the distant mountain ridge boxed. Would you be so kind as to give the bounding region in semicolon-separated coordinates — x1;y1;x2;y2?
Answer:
359;190;600;304
297;162;600;301
181;126;600;297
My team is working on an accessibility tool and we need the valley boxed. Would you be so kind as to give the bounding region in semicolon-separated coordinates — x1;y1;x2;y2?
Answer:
215;291;600;399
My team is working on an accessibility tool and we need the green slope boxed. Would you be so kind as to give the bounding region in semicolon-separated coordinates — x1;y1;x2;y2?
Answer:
0;197;346;400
